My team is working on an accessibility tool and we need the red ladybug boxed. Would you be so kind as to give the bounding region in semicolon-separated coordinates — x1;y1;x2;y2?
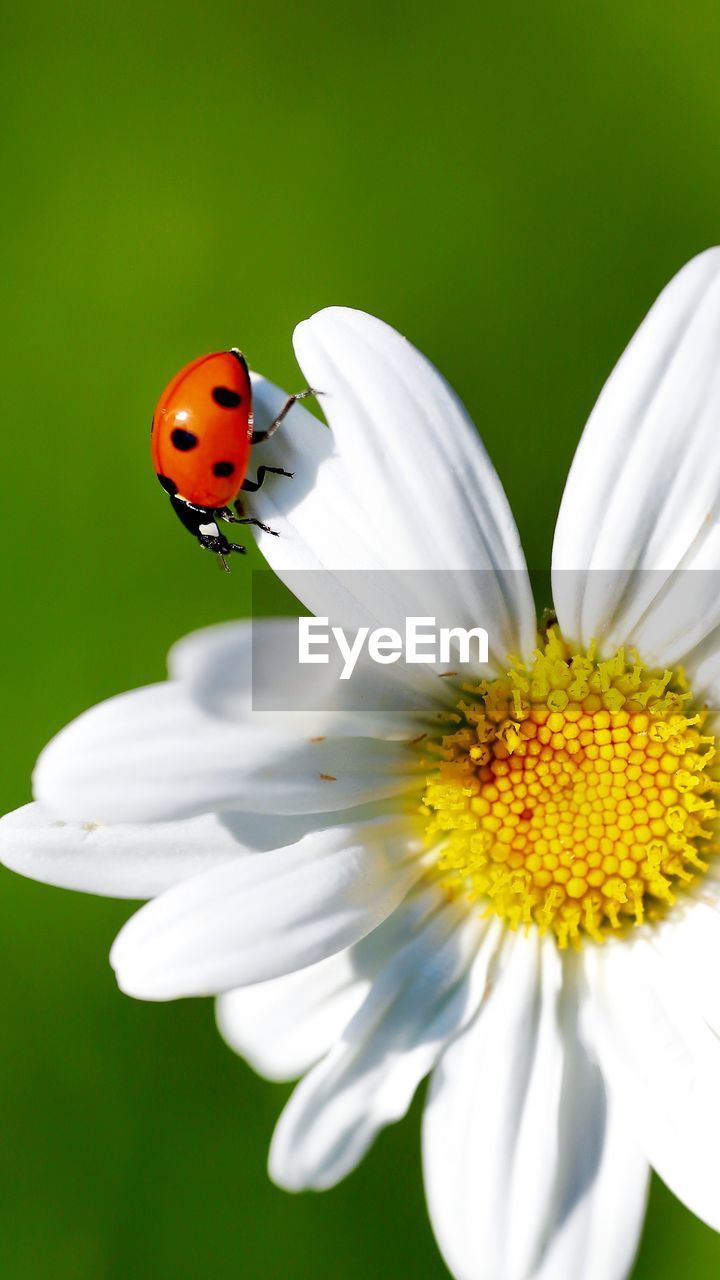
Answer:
151;349;313;569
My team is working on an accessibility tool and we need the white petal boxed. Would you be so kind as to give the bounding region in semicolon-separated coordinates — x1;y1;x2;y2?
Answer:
648;899;720;1035
0;801;375;900
244;308;535;671
110;813;424;1000
681;628;720;709
269;892;499;1190
216;951;369;1083
215;804;406;851
34;682;419;824
0;802;249;898
216;882;450;1083
587;931;720;1231
553;248;720;665
423;935;648;1280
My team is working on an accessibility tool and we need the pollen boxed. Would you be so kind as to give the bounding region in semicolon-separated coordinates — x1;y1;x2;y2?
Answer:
420;629;719;948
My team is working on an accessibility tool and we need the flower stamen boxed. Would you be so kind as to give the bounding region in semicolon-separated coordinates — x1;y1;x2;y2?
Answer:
420;630;719;947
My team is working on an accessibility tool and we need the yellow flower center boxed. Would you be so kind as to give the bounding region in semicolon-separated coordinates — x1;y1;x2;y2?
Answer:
421;630;719;948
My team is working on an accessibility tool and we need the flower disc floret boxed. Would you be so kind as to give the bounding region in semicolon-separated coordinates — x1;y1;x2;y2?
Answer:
421;630;720;947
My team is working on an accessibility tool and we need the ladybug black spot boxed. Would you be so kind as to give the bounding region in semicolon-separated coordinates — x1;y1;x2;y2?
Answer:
213;461;235;477
156;473;178;495
171;428;199;451
212;386;242;408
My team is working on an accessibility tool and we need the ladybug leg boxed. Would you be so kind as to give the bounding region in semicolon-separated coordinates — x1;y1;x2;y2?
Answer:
240;465;293;493
251;388;320;444
216;503;279;538
236;516;279;537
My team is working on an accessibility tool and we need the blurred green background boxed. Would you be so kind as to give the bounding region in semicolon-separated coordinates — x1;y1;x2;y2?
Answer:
2;2;720;1276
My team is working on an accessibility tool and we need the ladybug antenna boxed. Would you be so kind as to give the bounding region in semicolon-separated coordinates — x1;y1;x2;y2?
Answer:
217;552;230;573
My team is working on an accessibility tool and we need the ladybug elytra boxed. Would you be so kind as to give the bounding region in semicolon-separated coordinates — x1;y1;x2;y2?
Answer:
151;348;314;570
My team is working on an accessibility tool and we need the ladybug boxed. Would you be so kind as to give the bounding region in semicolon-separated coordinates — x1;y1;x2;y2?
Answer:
151;348;314;570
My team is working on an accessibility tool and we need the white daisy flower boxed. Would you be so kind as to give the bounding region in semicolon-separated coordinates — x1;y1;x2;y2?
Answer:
4;249;720;1280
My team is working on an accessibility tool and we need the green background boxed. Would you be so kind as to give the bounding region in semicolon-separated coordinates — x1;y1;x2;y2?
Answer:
2;2;719;1275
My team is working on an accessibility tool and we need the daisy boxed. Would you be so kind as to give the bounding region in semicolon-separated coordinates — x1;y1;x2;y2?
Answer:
4;250;720;1280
